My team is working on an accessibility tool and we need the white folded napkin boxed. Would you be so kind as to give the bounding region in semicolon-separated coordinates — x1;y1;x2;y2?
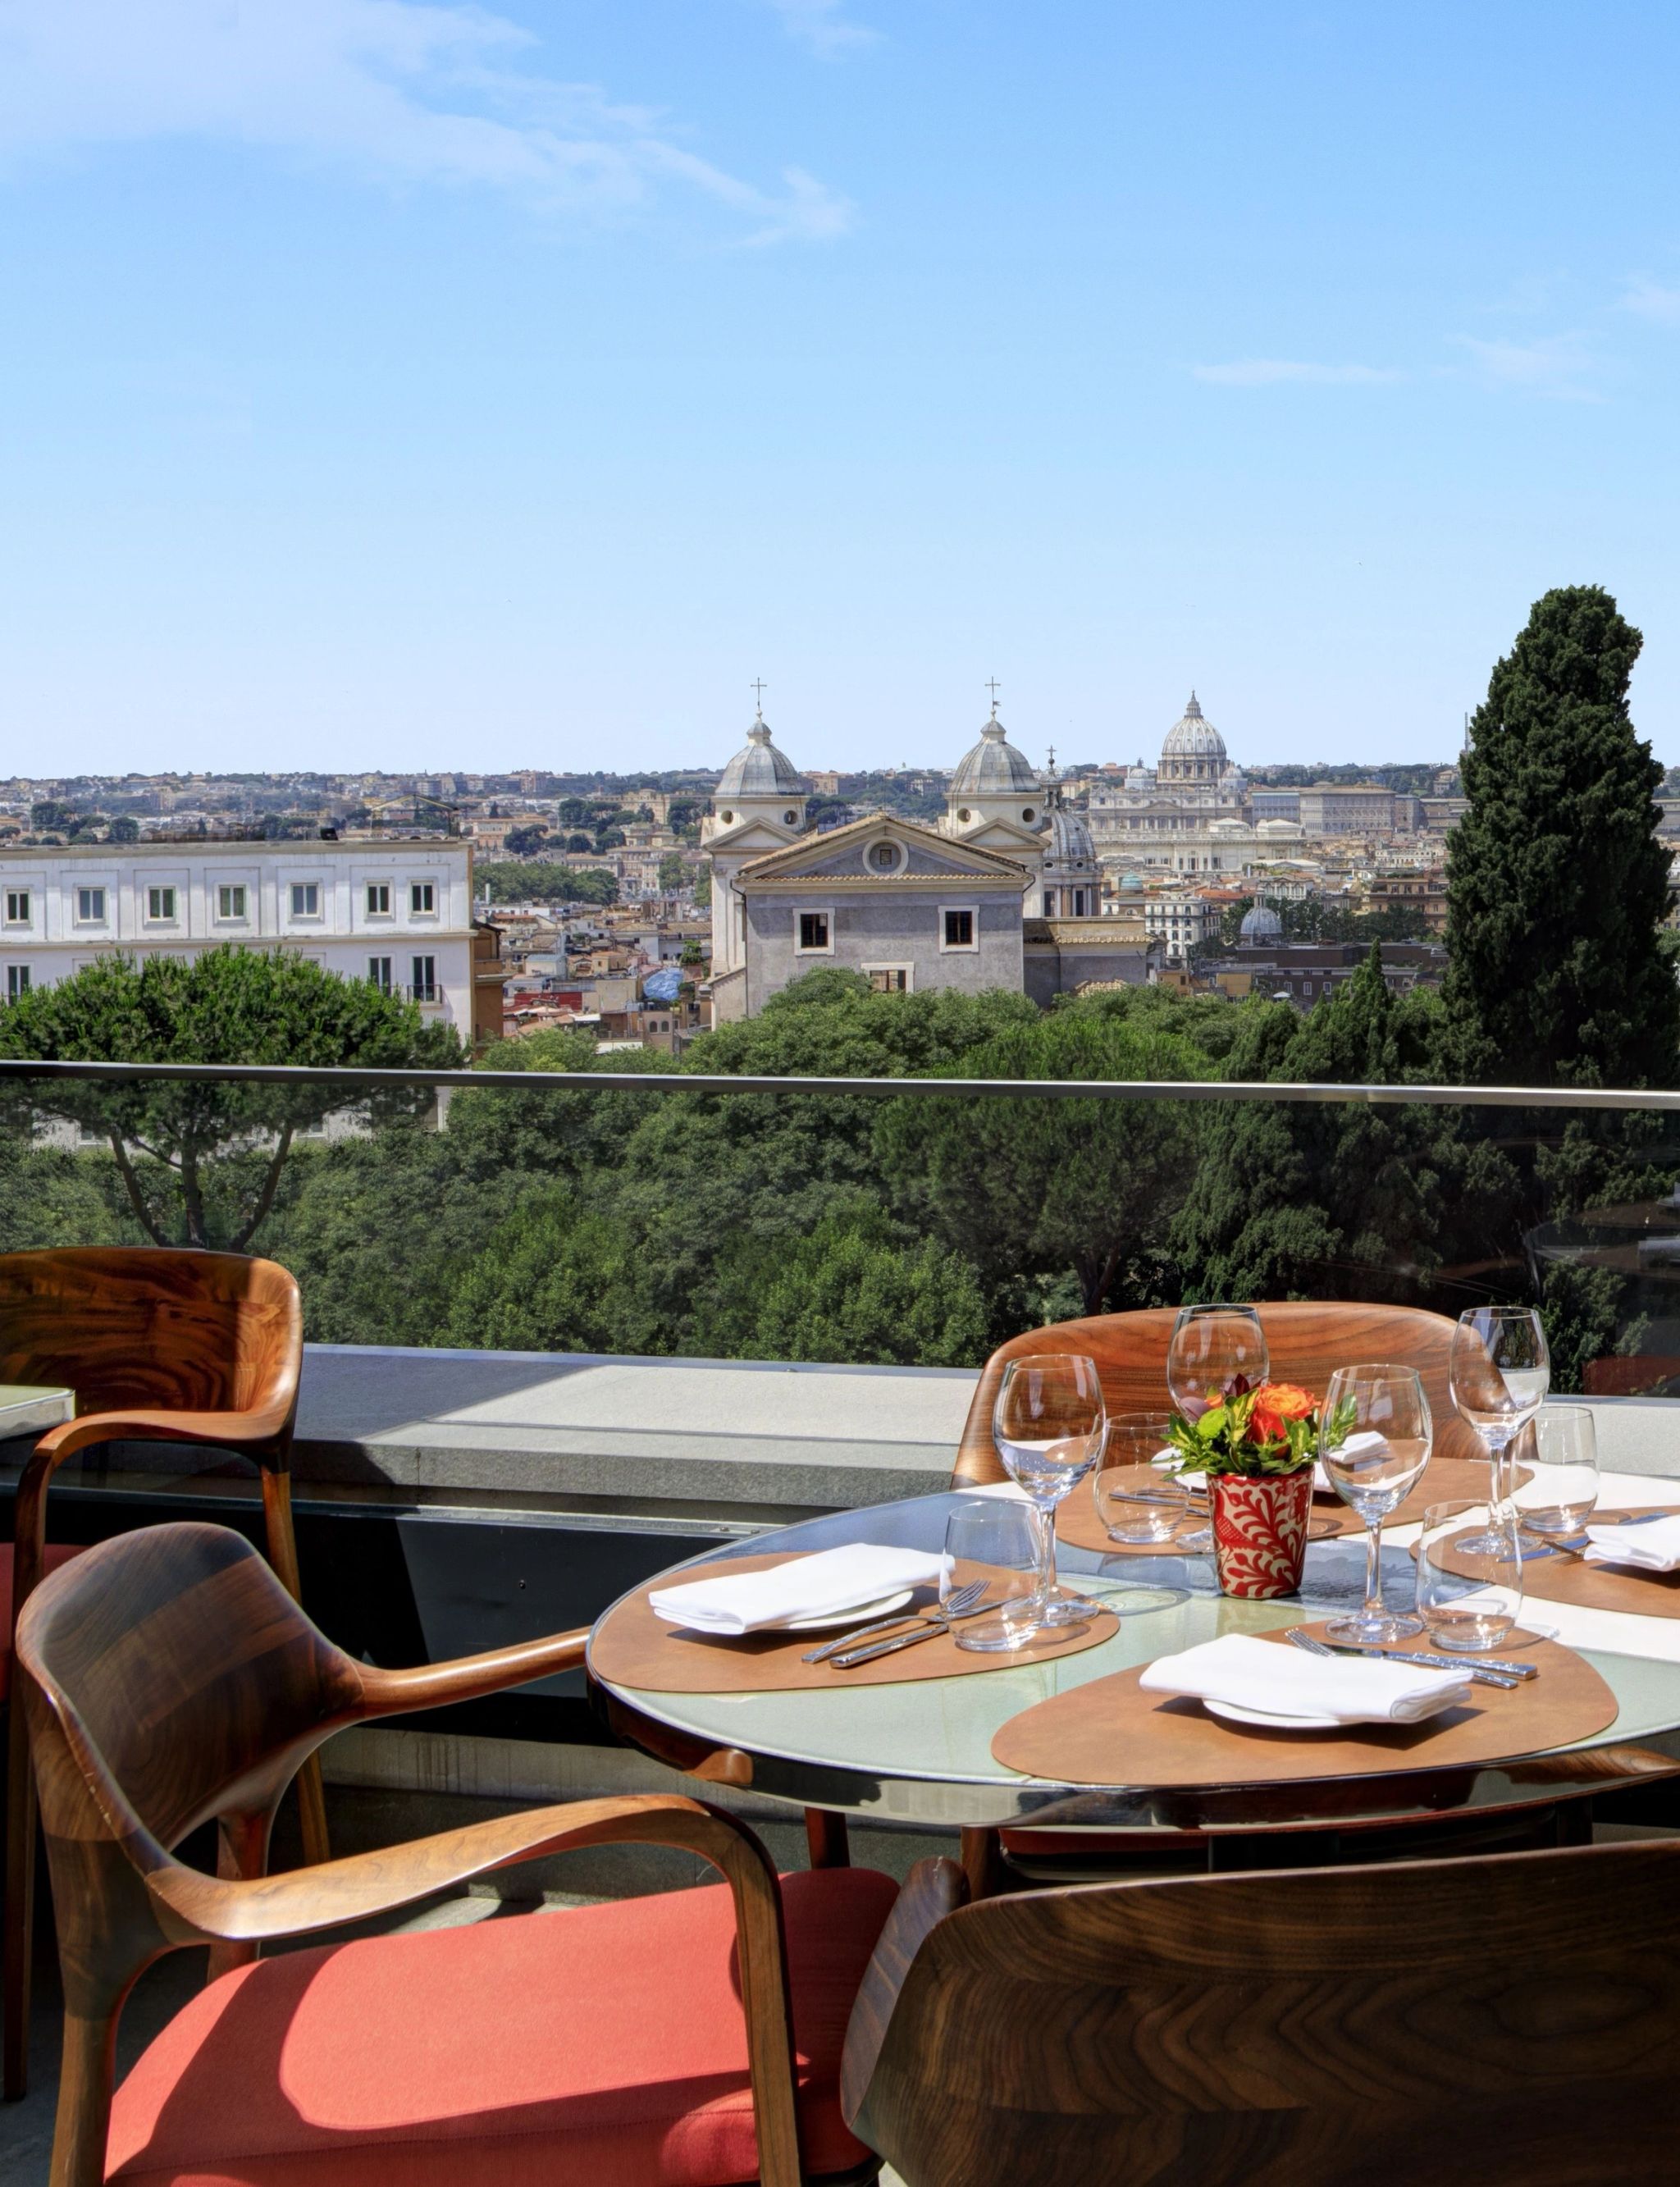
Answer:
649;1543;945;1635
1315;1431;1390;1492
1139;1632;1472;1725
1582;1513;1680;1573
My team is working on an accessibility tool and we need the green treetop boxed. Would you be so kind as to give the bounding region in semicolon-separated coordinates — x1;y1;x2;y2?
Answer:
1443;585;1678;1087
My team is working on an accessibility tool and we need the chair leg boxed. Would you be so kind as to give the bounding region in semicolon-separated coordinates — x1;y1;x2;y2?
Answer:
49;2007;119;2187
4;1691;35;2101
805;1808;851;1869
259;1465;331;1869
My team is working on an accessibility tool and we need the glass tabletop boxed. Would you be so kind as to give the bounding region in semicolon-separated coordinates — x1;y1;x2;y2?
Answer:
588;1491;1680;1831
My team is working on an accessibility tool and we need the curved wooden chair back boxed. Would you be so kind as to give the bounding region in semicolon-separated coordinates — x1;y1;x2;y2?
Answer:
843;1844;1680;2185
1;1247;315;2103
0;1245;300;1429
952;1300;1481;1484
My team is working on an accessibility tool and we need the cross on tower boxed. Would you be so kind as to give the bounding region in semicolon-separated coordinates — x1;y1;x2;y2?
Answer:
751;678;768;714
985;677;1001;716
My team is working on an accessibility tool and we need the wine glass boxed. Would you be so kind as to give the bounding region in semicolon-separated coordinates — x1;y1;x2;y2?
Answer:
1318;1363;1432;1645
1417;1499;1523;1651
1449;1307;1549;1555
1510;1404;1599;1550
991;1354;1107;1634
1166;1304;1269;1552
943;1500;1042;1654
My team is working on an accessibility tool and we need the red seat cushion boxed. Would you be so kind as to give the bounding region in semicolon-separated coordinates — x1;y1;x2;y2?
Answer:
0;1541;85;1701
107;1864;898;2186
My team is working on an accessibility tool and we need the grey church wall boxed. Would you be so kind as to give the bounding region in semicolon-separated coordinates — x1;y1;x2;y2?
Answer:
745;889;1023;1011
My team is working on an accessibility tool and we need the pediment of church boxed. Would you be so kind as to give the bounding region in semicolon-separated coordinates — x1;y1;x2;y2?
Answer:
737;812;1029;888
705;815;802;857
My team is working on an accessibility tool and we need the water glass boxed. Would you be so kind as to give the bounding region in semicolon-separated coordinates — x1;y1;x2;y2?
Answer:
1449;1307;1550;1553
943;1500;1043;1654
1092;1413;1188;1544
1166;1305;1267;1552
992;1353;1107;1629
1416;1498;1524;1652
1511;1405;1599;1545
1319;1363;1431;1645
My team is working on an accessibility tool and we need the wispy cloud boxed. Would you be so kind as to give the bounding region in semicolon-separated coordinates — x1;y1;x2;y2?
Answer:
1454;332;1602;400
0;0;855;245
1191;359;1403;387
1622;276;1680;325
757;0;879;58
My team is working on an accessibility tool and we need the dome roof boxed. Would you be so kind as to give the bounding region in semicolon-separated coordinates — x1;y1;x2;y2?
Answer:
1161;691;1228;765
715;717;806;801
1046;807;1096;868
952;713;1039;797
1118;870;1145;893
1239;901;1284;943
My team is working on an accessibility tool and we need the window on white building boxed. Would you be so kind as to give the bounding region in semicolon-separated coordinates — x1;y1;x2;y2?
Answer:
217;885;248;920
796;911;832;953
75;888;105;924
367;882;391;915
146;886;176;922
7;966;30;1001
411;881;436;915
410;954;436;1001
290;883;321;917
864;965;911;993
368;956;393;993
4;891;30;925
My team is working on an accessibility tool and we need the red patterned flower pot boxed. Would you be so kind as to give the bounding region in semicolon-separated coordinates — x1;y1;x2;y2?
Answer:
1209;1470;1313;1599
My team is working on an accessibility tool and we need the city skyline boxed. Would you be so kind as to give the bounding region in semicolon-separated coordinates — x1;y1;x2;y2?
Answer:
5;3;1680;770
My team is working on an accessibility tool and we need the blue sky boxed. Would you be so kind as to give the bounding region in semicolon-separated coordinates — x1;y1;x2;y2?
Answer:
3;1;1680;777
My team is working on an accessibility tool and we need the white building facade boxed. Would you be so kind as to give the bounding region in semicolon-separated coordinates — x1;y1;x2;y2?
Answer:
0;838;477;1034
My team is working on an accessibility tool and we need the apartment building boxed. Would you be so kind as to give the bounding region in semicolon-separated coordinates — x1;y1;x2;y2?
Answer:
0;838;480;1037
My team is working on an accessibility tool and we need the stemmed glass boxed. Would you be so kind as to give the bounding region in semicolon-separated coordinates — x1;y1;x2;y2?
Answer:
1449;1307;1549;1556
1166;1304;1269;1552
1318;1363;1432;1646
990;1354;1107;1637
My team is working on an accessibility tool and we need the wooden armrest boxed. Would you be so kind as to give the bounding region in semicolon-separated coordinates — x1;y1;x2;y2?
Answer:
34;1409;285;1465
357;1627;590;1714
148;1792;747;1946
840;1856;967;2127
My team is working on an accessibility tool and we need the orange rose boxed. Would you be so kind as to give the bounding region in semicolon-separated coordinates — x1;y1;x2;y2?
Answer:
1253;1381;1315;1421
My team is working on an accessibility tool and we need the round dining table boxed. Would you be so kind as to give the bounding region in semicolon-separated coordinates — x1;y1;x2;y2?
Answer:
587;1467;1680;1883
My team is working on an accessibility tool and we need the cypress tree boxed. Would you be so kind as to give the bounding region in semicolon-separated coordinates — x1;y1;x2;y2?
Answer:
1442;585;1678;1087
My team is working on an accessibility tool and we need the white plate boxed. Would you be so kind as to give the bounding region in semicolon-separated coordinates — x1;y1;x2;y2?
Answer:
777;1588;915;1634
1204;1697;1343;1731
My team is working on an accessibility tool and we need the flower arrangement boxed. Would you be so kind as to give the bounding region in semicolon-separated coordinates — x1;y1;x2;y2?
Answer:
1166;1377;1349;1480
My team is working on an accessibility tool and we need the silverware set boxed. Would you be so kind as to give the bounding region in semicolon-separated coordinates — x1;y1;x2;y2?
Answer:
801;1577;992;1667
1285;1624;1530;1690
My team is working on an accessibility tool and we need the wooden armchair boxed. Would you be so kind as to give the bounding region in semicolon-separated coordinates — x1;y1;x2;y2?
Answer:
18;1522;902;2187
842;1842;1680;2185
952;1300;1484;1486
2;1246;323;2103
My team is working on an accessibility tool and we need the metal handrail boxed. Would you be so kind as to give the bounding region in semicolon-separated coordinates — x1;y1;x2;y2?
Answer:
0;1055;1674;1112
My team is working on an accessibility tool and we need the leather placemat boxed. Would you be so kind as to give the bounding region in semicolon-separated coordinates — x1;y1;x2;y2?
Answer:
588;1553;1120;1693
989;1621;1617;1788
1058;1454;1523;1556
1440;1508;1680;1618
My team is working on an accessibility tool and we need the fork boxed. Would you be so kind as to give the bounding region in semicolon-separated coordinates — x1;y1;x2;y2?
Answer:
826;1585;998;1668
800;1577;988;1664
1287;1625;1522;1689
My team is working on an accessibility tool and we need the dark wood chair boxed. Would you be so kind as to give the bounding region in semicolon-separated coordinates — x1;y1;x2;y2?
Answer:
842;1841;1680;2185
952;1299;1483;1486
18;1521;902;2187
1;1246;326;2103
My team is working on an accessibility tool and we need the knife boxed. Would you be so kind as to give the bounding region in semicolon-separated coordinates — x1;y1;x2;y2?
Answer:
1290;1630;1524;1688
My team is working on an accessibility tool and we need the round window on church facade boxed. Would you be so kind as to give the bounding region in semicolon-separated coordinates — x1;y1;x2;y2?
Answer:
719;810;733;824
866;838;907;874
783;811;797;824
956;807;971;823
1021;808;1035;823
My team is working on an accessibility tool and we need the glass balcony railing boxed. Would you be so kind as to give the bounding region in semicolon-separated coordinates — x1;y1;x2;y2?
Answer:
3;1051;1680;1398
